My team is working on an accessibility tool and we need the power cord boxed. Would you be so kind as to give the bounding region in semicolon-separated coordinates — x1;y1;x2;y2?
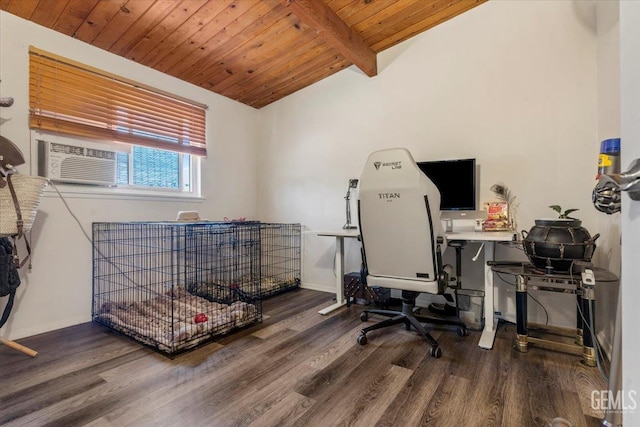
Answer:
576;296;608;382
569;268;609;383
49;181;92;243
49;181;138;289
496;271;549;326
498;240;525;252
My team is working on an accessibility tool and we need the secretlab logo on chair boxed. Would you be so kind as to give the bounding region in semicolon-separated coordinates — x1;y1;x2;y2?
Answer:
373;161;402;170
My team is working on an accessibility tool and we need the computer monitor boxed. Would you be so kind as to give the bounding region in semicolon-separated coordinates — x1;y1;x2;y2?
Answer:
417;158;477;211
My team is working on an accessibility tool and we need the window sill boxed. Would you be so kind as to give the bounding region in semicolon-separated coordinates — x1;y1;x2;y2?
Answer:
43;184;205;203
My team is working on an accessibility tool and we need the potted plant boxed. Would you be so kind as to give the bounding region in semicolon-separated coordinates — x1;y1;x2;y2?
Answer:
521;205;599;273
548;205;579;220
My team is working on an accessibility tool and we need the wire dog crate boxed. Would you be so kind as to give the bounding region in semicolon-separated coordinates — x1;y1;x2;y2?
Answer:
92;221;262;356
259;223;301;298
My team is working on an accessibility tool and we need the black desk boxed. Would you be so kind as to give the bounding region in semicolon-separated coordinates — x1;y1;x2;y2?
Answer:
491;263;617;366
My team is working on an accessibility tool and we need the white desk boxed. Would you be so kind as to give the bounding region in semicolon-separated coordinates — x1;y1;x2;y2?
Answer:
446;231;516;349
313;229;515;350
315;230;360;315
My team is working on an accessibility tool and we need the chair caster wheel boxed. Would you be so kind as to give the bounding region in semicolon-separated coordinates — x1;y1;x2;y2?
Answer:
357;334;368;345
430;346;442;358
457;326;468;337
360;312;368;322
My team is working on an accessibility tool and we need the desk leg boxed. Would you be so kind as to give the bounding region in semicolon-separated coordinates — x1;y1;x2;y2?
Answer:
318;236;347;315
576;294;584;346
515;275;529;352
478;242;498;349
581;285;597;367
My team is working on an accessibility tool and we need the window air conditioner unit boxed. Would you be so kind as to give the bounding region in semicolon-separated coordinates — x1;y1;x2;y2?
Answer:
38;140;118;186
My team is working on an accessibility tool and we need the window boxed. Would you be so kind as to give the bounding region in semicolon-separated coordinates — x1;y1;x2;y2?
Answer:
28;46;206;194
117;147;191;191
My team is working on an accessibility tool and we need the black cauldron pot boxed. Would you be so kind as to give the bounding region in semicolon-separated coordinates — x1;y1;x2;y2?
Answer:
522;219;599;273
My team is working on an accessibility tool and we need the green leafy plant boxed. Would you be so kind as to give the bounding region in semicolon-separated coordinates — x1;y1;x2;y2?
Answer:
549;205;579;219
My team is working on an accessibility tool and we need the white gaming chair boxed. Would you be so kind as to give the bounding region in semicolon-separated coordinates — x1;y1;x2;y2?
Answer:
356;147;467;358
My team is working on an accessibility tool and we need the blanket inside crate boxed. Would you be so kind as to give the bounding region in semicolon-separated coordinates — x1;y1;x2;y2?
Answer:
95;286;258;353
260;276;299;295
188;276;298;300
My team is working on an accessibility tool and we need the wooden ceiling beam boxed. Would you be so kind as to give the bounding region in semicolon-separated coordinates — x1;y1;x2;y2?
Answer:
280;0;377;77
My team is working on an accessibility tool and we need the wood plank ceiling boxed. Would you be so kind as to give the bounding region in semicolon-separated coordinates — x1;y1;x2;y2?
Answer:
1;0;487;109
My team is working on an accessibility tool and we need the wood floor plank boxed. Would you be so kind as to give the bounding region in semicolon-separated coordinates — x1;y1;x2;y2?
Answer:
303;322;365;371
0;371;105;424
293;329;408;400
374;366;448;427
81;417;115;427
422;373;473;426
3;353;181;426
98;329;300;425
198;360;326;426
337;364;414;426
455;332;513;426
0;289;609;427
246;392;316;427
522;352;582;426
3;328;292;426
251;300;340;339
502;349;537;427
103;309;359;426
290;331;447;426
0;329;140;395
198;313;364;422
539;336;607;420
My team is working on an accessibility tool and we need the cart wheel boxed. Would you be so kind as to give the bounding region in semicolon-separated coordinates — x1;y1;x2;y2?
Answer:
430;346;442;358
360;312;368;322
357;334;368;345
457;326;468;337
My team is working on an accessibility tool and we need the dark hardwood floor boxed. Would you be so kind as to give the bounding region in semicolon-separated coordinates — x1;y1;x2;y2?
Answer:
0;289;607;427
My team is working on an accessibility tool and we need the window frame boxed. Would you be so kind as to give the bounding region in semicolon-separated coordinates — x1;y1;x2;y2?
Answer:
32;130;203;200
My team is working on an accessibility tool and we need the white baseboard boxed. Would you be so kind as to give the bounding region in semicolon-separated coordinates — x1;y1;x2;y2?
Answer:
1;315;91;341
596;330;613;361
300;282;334;294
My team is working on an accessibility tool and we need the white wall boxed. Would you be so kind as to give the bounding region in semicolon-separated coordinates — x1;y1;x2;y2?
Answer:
0;12;261;340
259;0;600;327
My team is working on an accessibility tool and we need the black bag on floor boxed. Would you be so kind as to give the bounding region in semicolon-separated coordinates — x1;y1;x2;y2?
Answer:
0;237;20;328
